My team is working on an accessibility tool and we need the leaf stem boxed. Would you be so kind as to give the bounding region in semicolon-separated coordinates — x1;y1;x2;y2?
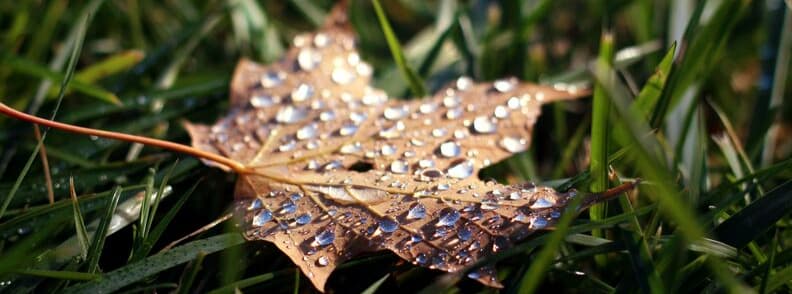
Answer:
0;103;250;174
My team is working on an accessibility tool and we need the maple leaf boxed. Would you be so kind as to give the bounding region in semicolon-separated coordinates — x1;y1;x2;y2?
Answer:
182;5;603;291
0;4;634;292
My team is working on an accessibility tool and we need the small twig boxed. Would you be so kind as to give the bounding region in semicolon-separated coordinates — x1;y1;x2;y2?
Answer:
33;125;55;204
159;212;234;253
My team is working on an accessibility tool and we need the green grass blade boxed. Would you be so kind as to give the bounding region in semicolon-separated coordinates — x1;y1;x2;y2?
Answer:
372;0;427;97
713;181;792;248
63;233;246;294
589;32;615;266
85;186;122;273
13;269;100;281
175;252;205;294
517;195;585;293
207;269;293;294
362;274;390;294
69;178;90;260
140;177;201;258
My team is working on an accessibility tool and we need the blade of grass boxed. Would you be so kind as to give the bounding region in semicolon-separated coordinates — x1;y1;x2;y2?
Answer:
589;32;615;267
139;177;200;258
63;233;246;294
288;0;327;26
372;0;427;97
85;186;122;273
713;180;792;248
175;252;205;294
69;177;90;260
207;269;294;294
517;193;585;293
13;269;100;281
362;274;390;294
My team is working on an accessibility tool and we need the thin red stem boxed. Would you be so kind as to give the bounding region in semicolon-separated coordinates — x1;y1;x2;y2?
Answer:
0;103;250;174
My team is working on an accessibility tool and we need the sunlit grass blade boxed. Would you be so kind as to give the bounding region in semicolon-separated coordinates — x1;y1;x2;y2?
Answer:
362;274;390;294
139;177;200;258
372;0;427;97
589;32;615;266
1;52;121;105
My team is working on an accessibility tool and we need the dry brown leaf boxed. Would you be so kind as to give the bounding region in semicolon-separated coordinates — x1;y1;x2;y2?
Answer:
182;5;600;291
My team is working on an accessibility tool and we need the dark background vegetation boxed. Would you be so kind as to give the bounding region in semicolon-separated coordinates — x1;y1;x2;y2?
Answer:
0;0;790;293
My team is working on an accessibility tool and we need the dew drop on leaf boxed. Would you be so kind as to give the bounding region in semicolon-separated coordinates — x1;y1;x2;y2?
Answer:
378;218;398;233
252;210;273;227
248;199;263;210
296;213;312;225
390;160;409;174
317;256;330;267
530;196;555;209
447;160;474;179
437;209;461;227
251;95;275;108
406;204;426;220
499;136;527;153
261;71;284;88
291;83;315;102
439;141;461;158
312;229;335;247
338;124;358;136
472;116;497;134
276;105;308;124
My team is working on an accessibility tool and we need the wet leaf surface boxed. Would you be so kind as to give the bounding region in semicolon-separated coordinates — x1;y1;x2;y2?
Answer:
184;6;598;291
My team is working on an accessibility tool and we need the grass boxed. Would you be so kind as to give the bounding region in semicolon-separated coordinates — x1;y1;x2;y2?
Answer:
1;0;791;293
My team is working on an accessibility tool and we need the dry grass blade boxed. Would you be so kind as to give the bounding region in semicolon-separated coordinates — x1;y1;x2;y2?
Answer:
33;125;55;204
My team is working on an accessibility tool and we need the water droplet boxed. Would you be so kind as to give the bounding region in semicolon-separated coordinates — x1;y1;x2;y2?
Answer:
467;271;481;279
317;256;330;267
494;105;510;119
456;76;473;90
447;159;474;179
322;160;343;171
278;140;296;152
296;213;312;225
276;106;308;124
331;68;355;84
509;192;521;200
445;107;463;119
531;217;548;229
349;112;368;124
437;209;461;227
513;212;528;223
261;71;285;88
458;226;472;241
378;122;404;139
499;136;527;153
530;196;555;209
436;183;450;191
290;83;314;102
312;229;335;247
419;103;437;114
248;199;262;210
339;143;361;154
439;141;461;158
418;159;435;168
298;48;321;70
252;210;273;226
472;116;497;133
384;106;408;120
381;144;397;156
251;95;275;108
551;211;561;218
338;124;358;136
411;235;423;243
431;128;447;138
390;160;409;174
378;218;398;233
406;204;426;220
443;95;460;107
319;110;336;121
296;124;317;140
493;78;515;92
305;160;320;170
415;253;428;265
280;201;297;214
